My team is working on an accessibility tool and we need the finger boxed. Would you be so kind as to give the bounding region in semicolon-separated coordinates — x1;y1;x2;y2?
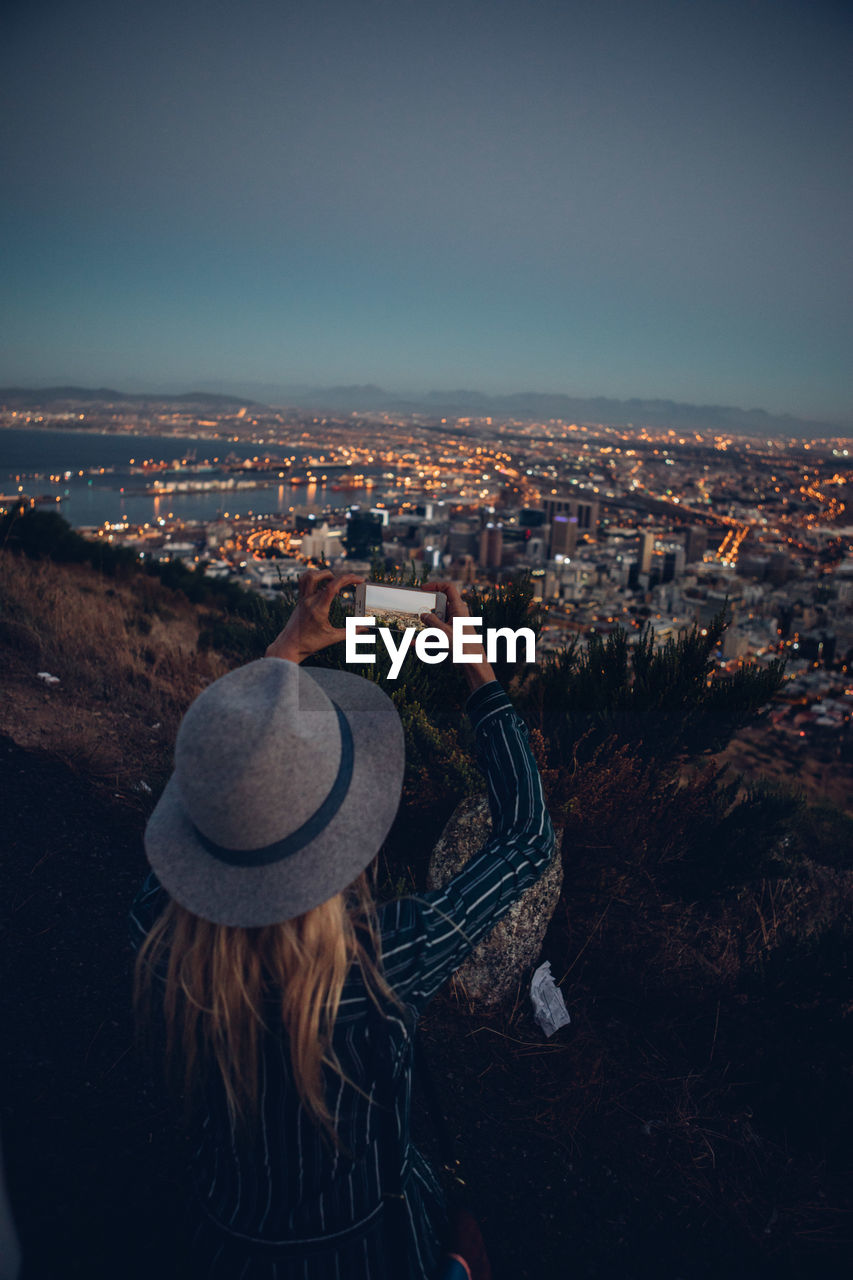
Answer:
420;611;452;636
323;573;365;600
422;580;467;618
328;616;372;635
300;568;333;597
325;622;370;643
423;580;460;601
421;580;451;606
317;578;361;606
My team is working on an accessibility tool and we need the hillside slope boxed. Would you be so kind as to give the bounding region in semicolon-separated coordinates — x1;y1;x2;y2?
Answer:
0;554;229;795
1;551;851;1279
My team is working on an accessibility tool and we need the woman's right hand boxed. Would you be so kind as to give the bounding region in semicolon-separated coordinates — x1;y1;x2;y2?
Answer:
420;580;497;692
266;568;364;664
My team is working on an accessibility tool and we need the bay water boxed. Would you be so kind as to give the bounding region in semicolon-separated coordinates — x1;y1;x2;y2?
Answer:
0;428;342;528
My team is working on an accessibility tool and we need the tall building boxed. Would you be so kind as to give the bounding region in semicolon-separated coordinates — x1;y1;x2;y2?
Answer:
736;553;769;580
542;496;598;558
660;545;685;583
448;522;478;558
300;521;343;561
639;530;656;573
479;521;503;569
519;508;547;530
685;526;708;564
647;547;683;588
767;551;789;585
524;535;547;565
344;509;383;560
548;514;578;558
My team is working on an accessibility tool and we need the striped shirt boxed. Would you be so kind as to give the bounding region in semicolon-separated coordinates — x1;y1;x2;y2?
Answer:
130;680;555;1279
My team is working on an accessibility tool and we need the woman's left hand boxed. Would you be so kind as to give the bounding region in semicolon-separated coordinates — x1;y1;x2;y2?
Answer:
265;569;364;664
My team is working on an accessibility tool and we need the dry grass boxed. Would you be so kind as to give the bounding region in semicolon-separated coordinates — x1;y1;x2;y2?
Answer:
715;721;853;817
0;554;229;795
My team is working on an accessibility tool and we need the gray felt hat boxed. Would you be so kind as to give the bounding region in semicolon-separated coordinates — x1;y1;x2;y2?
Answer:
144;658;405;926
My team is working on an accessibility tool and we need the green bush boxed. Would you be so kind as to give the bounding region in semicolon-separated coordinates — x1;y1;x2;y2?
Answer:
518;604;786;769
0;508;137;575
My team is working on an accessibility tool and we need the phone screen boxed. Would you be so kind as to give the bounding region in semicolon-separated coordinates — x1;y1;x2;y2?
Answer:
364;584;439;617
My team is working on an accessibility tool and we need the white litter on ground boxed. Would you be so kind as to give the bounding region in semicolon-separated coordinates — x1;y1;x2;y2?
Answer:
530;961;572;1038
36;672;60;684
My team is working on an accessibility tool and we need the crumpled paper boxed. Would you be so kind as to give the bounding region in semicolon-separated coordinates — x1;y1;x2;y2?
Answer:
530;961;571;1038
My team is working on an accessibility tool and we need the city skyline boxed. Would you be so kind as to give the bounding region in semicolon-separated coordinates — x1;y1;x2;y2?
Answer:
2;0;852;420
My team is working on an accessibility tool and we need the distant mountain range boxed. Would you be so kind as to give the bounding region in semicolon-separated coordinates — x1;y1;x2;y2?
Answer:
1;383;848;439
275;385;849;439
0;386;253;411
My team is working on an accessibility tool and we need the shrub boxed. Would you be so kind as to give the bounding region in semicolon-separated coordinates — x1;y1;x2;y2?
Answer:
518;605;786;769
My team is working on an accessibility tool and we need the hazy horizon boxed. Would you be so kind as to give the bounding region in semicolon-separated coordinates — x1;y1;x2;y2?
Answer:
2;378;849;436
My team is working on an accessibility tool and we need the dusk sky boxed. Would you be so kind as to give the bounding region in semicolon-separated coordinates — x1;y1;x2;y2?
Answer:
2;0;851;422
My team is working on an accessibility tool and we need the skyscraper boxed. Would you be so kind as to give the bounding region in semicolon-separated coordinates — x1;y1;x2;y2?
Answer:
479;521;503;569
542;496;598;558
685;526;708;564
344;509;383;560
639;530;656;573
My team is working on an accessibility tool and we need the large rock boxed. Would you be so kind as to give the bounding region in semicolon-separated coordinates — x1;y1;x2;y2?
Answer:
427;795;563;1009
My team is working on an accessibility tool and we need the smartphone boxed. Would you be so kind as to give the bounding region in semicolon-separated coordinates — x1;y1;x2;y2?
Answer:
354;582;447;626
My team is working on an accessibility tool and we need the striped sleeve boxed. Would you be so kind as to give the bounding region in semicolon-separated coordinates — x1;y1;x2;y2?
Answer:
378;680;556;1012
129;869;168;951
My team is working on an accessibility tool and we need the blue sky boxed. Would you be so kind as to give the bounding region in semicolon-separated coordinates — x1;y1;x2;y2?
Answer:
1;0;851;421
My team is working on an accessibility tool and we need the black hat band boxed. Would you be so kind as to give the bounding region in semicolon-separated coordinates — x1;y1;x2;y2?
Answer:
192;701;354;868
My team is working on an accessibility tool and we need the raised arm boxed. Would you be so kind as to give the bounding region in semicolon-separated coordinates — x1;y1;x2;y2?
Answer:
379;679;556;1012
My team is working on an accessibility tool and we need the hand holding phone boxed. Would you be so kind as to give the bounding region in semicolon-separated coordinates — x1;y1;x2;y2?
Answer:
266;569;365;664
420;580;497;691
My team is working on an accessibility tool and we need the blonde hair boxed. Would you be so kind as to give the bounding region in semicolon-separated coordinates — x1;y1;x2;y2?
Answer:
133;869;396;1143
